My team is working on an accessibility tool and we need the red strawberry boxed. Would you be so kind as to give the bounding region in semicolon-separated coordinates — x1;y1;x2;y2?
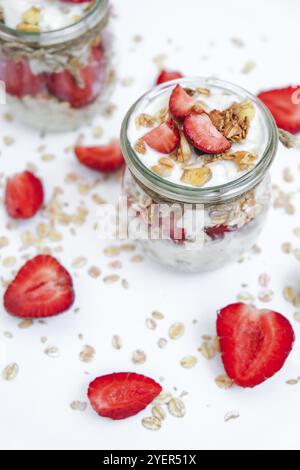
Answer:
205;224;238;241
5;171;44;219
258;86;300;133
61;1;89;3
4;255;75;319
169;84;195;121
75;142;124;172
88;372;162;420
183;114;231;154
143;119;180;154
217;303;295;388
156;70;183;85
47;45;106;108
0;57;46;98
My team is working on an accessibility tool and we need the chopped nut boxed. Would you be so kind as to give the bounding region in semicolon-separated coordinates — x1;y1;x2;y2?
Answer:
181;166;212;187
210;100;253;143
135;113;157;128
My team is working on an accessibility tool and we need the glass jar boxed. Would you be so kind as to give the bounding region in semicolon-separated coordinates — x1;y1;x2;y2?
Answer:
0;0;114;132
120;78;278;273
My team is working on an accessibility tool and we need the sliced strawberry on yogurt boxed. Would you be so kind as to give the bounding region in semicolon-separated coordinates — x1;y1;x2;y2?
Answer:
217;303;295;388
169;84;195;121
142;119;180;154
47;45;106;108
258;86;300;133
0;57;46;98
156;70;184;85
183;113;231;154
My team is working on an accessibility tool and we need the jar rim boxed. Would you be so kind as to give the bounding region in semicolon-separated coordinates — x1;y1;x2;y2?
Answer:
0;0;109;46
120;77;278;204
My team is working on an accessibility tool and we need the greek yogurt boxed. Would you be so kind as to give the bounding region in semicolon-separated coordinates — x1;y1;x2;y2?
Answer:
0;0;94;32
128;83;269;189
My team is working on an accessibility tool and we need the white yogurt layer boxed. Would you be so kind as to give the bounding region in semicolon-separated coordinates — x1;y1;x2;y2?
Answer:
0;0;94;32
128;83;269;189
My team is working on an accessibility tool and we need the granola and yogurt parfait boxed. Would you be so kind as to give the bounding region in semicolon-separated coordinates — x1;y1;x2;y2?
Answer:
0;0;114;131
121;78;278;272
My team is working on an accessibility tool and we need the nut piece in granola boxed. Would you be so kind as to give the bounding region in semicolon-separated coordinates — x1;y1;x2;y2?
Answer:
222;151;258;171
181;166;212;187
209;100;255;143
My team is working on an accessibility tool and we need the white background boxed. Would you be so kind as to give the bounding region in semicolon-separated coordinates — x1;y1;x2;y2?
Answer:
1;0;300;451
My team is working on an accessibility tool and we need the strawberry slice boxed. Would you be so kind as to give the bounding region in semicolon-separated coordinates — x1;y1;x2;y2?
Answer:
217;303;295;388
183;114;231;154
60;1;90;3
75;142;124;172
205;224;238;241
47;45;106;108
4;255;75;319
156;70;183;85
142;119;180;154
0;57;46;98
88;372;162;420
5;171;44;219
258;86;300;133
169;84;195;121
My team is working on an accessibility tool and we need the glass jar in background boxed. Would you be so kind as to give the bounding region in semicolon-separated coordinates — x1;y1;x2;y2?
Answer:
121;78;278;273
0;0;114;132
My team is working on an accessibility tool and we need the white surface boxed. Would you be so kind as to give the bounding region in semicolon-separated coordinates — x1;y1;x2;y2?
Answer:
1;0;300;451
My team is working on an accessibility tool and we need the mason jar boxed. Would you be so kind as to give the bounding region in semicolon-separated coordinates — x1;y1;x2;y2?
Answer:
120;78;278;273
0;0;114;132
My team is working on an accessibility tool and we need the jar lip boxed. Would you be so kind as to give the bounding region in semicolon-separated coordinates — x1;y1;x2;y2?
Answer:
0;0;109;46
121;77;278;204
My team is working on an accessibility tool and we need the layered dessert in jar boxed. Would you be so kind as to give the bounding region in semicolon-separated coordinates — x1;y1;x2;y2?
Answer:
0;0;114;131
121;78;278;272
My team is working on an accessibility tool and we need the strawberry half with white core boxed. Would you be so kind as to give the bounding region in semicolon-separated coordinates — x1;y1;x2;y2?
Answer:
258;86;300;133
4;255;75;319
0;58;46;98
5;171;44;219
88;372;162;420
156;70;184;85
142;119;180;154
184;113;231;154
217;303;295;388
75;143;124;172
169;84;196;121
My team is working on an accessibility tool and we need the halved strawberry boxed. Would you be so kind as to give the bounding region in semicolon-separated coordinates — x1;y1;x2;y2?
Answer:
4;255;75;319
258;86;300;133
75;142;124;172
5;171;44;219
47;45;106;108
0;57;46;98
142;119;180;154
205;224;238;241
156;70;183;85
217;303;295;388
183;114;231;154
169;84;196;121
88;372;162;420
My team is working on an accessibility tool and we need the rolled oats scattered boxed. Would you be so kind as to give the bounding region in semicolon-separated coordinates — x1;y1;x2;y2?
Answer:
169;322;185;340
293;312;300;322
286;379;299;385
142;417;161;431
258;290;274;303
236;291;255;302
2;363;19;381
146;318;157;330
167;398;185;418
2;256;16;267
112;335;122;350
198;340;216;360
120;243;136;252
152;405;166;421
3;135;15;146
157;338;168;349
121;279;130;289
79;345;95;363
18;319;33;329
103;246;120;257
132;349;146;364
88;266;101;278
258;273;271;288
283;286;296;303
281;242;292;254
44;346;59;358
224;411;240;422
131;254;144;263
241;61;256;74
180;356;198;369
41;153;55;162
152;311;164;320
215;375;234;390
70;401;87;411
0;236;9;249
103;274;120;284
294;249;300;261
154;391;172;404
72;256;87;269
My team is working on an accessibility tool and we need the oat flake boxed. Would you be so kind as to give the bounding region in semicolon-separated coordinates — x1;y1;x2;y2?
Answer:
215;375;234;390
180;356;198;369
167;398;185;418
157;338;167;349
146;318;157;330
152;311;164;320
70;401;87;411
79;345;95;363
224;411;240;422
2;363;19;381
103;274;120;284
142;416;161;431
18;319;33;329
169;322;185;340
132;349;146;365
112;335;122;350
152;405;166;421
44;346;59;358
72;256;87;269
88;266;101;278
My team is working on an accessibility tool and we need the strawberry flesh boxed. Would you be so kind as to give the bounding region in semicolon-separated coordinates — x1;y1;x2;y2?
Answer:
217;303;295;388
258;86;300;133
5;171;44;219
75;142;124;172
0;57;46;98
169;84;195;121
156;70;183;85
184;113;231;154
88;372;162;420
143;119;180;154
4;255;75;319
205;224;238;241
